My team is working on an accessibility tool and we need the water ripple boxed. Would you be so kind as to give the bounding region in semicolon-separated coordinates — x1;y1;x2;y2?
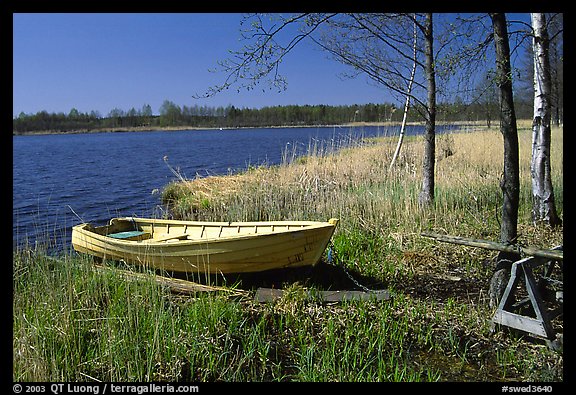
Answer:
13;125;460;250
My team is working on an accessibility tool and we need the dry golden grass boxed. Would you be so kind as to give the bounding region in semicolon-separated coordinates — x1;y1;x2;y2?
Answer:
161;122;562;291
15;122;563;382
164;124;562;238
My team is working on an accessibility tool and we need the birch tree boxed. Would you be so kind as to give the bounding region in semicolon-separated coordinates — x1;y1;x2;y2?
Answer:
418;13;436;207
484;13;522;307
548;15;563;127
198;13;440;206
389;16;417;170
530;13;562;227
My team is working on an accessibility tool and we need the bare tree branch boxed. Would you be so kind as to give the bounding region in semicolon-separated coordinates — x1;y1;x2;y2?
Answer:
194;13;337;99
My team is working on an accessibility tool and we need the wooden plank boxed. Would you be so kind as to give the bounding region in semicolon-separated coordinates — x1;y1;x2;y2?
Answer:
254;287;391;303
94;265;247;296
153;233;189;242
491;257;557;341
492;310;549;338
421;232;563;261
319;290;391;302
254;288;283;302
520;262;556;339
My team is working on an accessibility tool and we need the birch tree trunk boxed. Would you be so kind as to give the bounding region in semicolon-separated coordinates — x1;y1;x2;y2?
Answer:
530;13;562;227
389;15;418;171
418;13;436;207
490;13;520;251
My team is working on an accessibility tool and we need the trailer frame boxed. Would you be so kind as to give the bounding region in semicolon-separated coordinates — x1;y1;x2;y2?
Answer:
421;232;563;350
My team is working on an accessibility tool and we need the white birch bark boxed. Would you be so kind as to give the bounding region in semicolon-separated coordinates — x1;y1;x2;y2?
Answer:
531;13;561;226
389;15;417;171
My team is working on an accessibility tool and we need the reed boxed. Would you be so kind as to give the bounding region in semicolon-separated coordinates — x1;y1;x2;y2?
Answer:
162;126;563;277
14;124;563;382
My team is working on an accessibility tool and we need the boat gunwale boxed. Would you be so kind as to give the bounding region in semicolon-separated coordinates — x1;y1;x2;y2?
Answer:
118;216;334;228
72;218;338;247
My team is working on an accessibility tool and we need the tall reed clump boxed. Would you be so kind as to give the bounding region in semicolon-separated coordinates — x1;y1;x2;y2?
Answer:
161;125;563;381
14;124;562;382
13;248;448;381
162;126;563;283
14;248;292;381
13;249;177;381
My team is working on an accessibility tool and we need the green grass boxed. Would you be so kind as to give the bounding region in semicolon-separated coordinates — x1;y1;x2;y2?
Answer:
14;124;563;382
13;250;437;381
13;245;563;381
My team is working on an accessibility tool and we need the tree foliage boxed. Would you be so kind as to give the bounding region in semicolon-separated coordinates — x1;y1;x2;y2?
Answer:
13;99;535;134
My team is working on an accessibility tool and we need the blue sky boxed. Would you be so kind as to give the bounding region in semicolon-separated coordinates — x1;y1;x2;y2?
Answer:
13;13;391;117
13;13;536;118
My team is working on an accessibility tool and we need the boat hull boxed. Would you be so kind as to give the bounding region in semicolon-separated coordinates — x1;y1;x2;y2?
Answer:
71;217;338;274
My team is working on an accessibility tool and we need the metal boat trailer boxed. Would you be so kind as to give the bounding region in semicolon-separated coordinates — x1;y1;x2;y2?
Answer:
422;232;563;350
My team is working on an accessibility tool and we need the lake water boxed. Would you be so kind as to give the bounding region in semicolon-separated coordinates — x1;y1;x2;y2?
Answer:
13;124;460;251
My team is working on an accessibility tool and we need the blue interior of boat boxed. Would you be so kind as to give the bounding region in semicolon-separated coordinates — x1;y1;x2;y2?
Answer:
108;231;148;239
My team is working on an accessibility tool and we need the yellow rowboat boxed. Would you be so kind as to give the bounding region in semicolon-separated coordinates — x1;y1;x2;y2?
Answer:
72;217;339;274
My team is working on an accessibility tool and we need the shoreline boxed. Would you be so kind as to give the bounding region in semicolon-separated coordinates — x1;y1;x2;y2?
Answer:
12;120;498;136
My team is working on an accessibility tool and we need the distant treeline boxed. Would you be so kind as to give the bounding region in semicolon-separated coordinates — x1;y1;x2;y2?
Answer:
13;99;536;134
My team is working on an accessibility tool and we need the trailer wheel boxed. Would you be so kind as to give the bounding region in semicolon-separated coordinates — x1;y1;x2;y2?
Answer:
489;267;510;309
